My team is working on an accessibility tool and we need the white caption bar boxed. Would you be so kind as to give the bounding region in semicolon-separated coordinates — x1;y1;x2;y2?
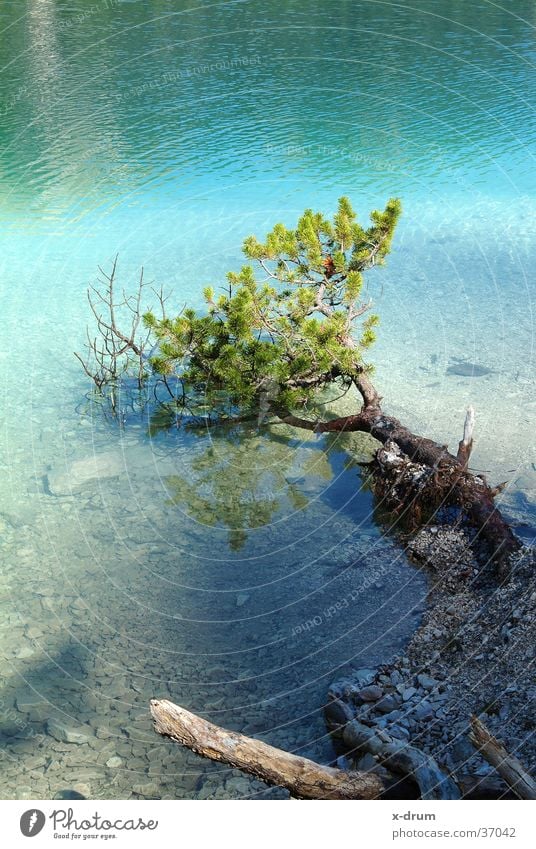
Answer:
1;799;535;848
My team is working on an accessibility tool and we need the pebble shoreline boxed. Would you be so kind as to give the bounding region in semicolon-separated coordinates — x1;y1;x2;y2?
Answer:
326;526;536;797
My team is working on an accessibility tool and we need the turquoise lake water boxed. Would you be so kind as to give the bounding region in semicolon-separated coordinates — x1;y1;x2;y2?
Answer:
0;0;535;799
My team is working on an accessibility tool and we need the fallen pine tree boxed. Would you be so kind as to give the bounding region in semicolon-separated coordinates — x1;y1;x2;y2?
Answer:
141;196;518;564
77;196;519;561
78;198;527;797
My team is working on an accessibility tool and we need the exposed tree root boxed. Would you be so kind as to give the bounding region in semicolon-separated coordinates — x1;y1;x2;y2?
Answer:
277;402;519;565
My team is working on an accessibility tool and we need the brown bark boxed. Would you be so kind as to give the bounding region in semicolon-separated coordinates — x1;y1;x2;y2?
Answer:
469;716;536;800
150;699;384;799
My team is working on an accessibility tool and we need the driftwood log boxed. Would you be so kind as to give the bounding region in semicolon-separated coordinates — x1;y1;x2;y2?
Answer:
150;699;384;799
470;716;536;800
150;699;462;800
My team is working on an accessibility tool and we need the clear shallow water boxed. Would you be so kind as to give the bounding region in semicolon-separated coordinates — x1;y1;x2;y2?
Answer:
0;0;535;799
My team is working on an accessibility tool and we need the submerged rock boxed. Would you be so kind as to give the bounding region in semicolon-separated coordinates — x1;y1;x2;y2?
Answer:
16;692;50;721
324;699;354;731
15;645;35;659
47;719;92;745
402;686;417;702
45;451;124;496
54;789;86;800
417;674;438;691
356;684;383;702
352;668;378;687
446;359;494;377
132;782;160;798
375;694;401;713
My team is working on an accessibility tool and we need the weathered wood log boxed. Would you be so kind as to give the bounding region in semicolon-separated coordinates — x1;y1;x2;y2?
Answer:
342;719;460;800
150;699;385;799
277;405;519;563
469;715;536;800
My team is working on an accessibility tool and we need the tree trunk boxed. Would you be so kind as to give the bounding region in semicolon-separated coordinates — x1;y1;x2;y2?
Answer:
150;699;384;799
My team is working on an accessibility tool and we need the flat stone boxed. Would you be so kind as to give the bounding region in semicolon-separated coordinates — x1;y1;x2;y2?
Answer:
96;745;117;765
95;726;113;739
414;701;434;721
46;451;124;496
7;738;41;755
47;719;92;745
235;593;250;608
357;685;383;702
15;645;35;659
226;777;252;796
375;695;401;713
105;756;122;768
402;687;417;701
133;783;160;797
380;709;402;723
343;721;384;755
146;745;166;762
431;692;450;703
15;786;34;799
16;692;49;714
446;360;494;377
390;725;410;740
417;674;438;691
352;668;377;687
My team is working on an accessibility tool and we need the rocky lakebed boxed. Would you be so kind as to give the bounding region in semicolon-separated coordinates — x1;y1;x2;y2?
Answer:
326;527;536;798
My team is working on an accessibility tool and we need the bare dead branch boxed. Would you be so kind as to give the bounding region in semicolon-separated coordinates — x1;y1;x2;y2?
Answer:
75;256;168;401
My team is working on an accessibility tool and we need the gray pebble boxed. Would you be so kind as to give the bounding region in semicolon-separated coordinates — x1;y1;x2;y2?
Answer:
417;674;438;691
357;685;383;702
375;695;401;713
